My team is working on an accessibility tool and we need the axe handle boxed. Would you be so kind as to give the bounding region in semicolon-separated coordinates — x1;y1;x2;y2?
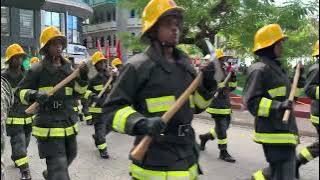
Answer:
91;76;113;107
130;73;203;162
283;63;301;123
25;68;80;114
213;72;232;98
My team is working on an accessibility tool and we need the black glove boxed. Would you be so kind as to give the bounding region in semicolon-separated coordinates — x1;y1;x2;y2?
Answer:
79;64;89;80
201;61;217;91
91;94;100;104
279;100;293;110
134;117;167;136
30;90;50;105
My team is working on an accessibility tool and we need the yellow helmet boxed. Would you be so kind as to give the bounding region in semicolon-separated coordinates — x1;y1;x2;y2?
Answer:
91;51;107;65
141;0;184;40
215;49;225;60
5;44;26;63
112;58;122;67
312;40;319;57
30;57;40;64
39;26;67;54
253;24;287;53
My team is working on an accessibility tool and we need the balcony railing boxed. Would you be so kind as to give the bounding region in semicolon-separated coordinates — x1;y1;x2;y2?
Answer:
83;21;117;33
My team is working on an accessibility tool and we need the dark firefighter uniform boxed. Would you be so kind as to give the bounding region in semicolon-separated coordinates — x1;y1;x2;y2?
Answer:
2;44;33;179
296;40;319;178
244;24;299;180
199;49;237;162
83;51;113;158
16;26;88;180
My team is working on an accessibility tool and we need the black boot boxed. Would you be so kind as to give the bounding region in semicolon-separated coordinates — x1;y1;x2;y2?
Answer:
199;133;214;151
20;167;31;180
99;148;110;159
296;155;307;179
42;170;48;180
219;150;236;163
92;134;98;147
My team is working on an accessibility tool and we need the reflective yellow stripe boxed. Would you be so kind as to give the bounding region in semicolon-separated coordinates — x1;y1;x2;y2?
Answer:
65;87;73;95
253;132;298;145
6;116;34;125
146;96;175;113
300;147;314;161
218;138;227;145
84;115;92;121
32;123;79;137
210;128;217;138
89;107;102;113
206;108;231;115
253;170;266;180
39;86;53;93
268;86;286;98
218;82;225;88
73;107;79;112
93;84;103;91
113;106;136;133
295;88;304;97
97;143;107;150
194;91;212;109
130;164;198;180
74;82;88;94
84;90;93;99
228;81;237;87
189;95;195;108
257;98;272;117
15;157;29;167
316;86;319;100
19;89;30;105
311;115;319;124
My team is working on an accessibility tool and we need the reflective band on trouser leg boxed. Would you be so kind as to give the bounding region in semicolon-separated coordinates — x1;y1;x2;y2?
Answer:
84;115;93;121
316;86;319;100
228;82;237;88
257;98;272;117
32;123;79;137
268;86;286;98
19;89;31;105
130;164;198;180
253;170;266;180
253;132;298;145
74;82;88;94
194;91;212;109
210;128;217;138
206;108;231;115
311;115;319;124
218;138;227;145
6;116;34;125
97;143;107;150
300;147;314;161
112;106;137;133
15;157;29;167
89;107;102;113
93;84;103;91
84;90;92;99
146;96;175;113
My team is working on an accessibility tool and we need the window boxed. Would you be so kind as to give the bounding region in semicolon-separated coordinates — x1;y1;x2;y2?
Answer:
67;15;80;43
1;6;10;36
101;37;105;47
112;7;116;21
106;11;111;22
83;39;87;47
19;9;34;38
131;32;135;36
130;9;135;18
107;35;111;46
43;11;61;30
113;34;116;47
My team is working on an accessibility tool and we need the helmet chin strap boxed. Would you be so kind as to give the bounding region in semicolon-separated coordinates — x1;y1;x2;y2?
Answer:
159;40;176;48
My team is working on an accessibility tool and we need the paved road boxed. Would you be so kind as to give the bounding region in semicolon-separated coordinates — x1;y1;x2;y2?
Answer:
3;118;319;180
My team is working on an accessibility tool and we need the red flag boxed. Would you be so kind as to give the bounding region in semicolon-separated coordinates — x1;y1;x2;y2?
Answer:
96;39;102;51
116;40;122;59
105;43;111;59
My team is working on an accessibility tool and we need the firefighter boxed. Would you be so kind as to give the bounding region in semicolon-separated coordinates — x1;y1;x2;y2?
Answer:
103;0;218;179
30;57;40;67
296;40;319;178
111;58;123;76
243;24;300;180
16;26;89;180
83;51;113;159
199;49;237;163
2;44;32;180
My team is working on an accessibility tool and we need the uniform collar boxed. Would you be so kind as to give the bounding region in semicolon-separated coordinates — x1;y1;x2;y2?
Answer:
261;56;290;84
42;56;72;75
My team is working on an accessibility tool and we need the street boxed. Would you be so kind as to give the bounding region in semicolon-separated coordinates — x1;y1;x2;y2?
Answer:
3;117;319;180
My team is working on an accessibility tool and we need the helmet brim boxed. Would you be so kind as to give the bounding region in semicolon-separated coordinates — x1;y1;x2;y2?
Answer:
5;52;27;63
39;36;67;55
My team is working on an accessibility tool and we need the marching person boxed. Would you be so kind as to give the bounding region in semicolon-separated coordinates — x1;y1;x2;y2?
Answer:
2;44;33;180
83;51;113;159
103;0;218;179
111;58;123;77
296;40;319;178
30;57;40;67
16;26;89;180
199;49;237;163
243;24;300;180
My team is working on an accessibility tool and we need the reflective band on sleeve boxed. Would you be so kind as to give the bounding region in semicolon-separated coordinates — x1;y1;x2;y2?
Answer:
84;90;93;99
113;106;137;133
130;164;198;180
65;87;73;95
32;123;78;137
6;116;34;125
89;107;102;113
84;115;92;121
257;98;272;117
253;132;298;145
146;96;176;113
295;88;304;97
15;157;29;167
316;86;319;100
218;138;228;145
268;86;286;98
194;91;212;109
93;84;103;91
300;147;314;161
39;86;53;93
206;108;231;115
19;89;31;105
253;170;266;180
97;143;107;150
228;82;237;87
74;82;88;94
218;82;225;88
311;115;319;124
189;95;195;108
210;128;217;138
